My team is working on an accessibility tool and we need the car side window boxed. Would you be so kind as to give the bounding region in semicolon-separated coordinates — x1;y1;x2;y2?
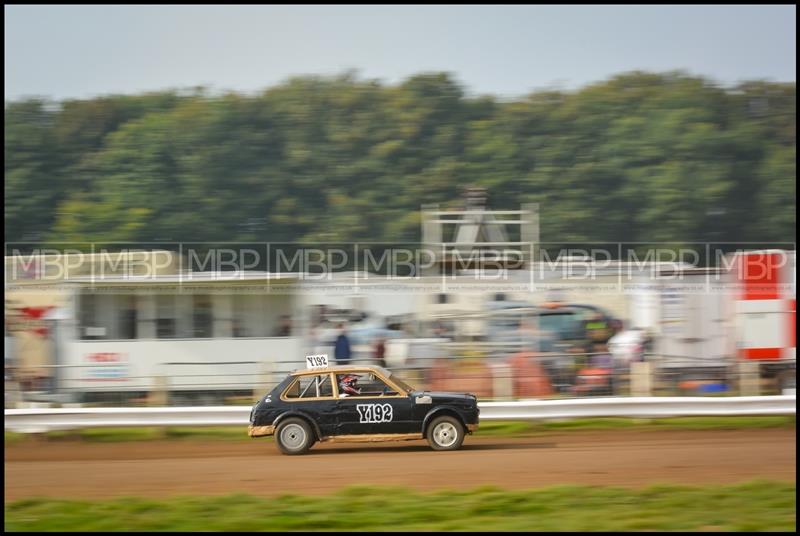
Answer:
284;374;334;400
284;379;301;398
337;373;398;397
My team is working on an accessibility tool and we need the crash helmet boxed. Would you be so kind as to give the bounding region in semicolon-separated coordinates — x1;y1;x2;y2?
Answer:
339;374;360;395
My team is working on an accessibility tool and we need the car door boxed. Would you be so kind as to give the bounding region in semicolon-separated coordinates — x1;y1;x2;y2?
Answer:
334;372;416;436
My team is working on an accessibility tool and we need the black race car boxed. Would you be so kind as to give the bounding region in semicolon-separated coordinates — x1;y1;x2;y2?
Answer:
248;365;479;455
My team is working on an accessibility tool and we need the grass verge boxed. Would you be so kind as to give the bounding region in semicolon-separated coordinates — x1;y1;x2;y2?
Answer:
5;481;795;531
484;415;797;434
4;415;795;445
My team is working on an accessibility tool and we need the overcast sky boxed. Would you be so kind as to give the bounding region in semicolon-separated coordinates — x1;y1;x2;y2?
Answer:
4;5;796;101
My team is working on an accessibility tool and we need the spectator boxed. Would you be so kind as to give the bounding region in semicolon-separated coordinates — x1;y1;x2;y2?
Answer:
642;330;655;361
273;315;292;337
609;318;624;336
334;323;352;365
590;343;613;369
568;344;588;371
232;318;247;338
584;312;610;343
432;320;448;339
374;336;387;368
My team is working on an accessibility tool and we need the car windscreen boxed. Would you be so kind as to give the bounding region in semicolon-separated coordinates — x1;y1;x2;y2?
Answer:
388;373;414;393
538;312;582;340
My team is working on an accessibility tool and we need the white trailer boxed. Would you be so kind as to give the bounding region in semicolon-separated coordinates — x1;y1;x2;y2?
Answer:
7;272;307;403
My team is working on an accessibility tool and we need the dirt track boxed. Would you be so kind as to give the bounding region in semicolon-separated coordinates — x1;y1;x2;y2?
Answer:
4;429;796;501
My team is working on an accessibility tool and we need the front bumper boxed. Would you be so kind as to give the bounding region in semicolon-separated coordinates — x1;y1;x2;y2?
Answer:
248;425;275;437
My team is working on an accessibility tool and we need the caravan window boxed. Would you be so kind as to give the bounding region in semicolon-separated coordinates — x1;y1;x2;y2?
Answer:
119;295;137;339
156;295;177;339
193;295;213;338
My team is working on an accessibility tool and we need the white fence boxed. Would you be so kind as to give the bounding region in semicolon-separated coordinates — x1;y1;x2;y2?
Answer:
4;396;795;434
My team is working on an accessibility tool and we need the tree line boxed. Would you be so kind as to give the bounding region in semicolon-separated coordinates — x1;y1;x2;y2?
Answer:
4;71;795;248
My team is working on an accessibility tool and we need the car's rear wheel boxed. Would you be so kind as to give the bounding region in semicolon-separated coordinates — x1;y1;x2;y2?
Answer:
275;418;315;455
426;415;465;451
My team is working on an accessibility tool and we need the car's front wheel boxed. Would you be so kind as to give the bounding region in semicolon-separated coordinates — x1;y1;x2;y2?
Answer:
426;415;465;451
275;418;315;455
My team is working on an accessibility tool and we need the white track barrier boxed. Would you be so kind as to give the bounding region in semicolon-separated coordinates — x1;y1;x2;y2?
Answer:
4;396;795;434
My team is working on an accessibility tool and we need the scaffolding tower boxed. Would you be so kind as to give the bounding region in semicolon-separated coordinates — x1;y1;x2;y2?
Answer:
421;188;539;275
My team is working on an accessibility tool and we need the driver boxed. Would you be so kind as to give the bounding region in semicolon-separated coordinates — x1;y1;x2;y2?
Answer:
338;374;362;397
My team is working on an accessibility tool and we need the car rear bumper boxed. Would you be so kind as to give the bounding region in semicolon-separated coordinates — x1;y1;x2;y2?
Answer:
248;425;275;437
